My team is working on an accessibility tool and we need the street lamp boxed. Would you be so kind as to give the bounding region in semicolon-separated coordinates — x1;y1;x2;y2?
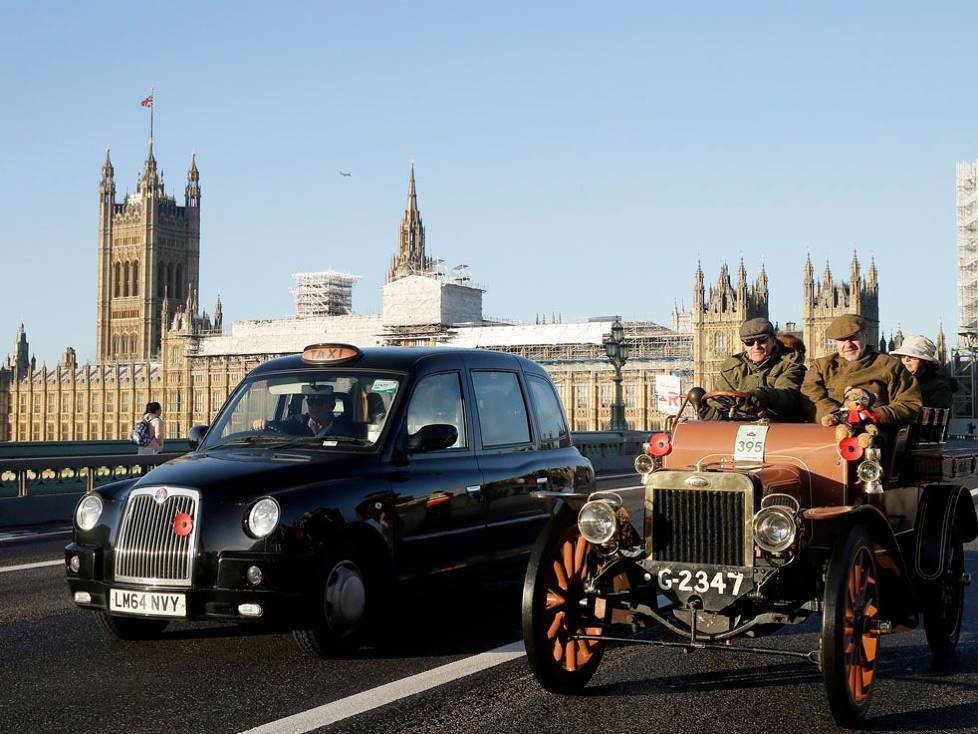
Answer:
604;318;630;431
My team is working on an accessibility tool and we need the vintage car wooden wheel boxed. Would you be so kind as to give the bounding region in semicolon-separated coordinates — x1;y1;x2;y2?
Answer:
923;526;965;659
522;512;606;693
293;550;370;657
821;525;880;727
94;611;169;640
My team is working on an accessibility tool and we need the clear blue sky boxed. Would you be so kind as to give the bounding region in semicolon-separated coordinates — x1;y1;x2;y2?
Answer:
1;1;974;365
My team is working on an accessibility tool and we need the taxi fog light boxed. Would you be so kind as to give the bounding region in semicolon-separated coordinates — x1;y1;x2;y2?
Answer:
75;494;103;532
73;591;91;604
753;506;797;553
578;500;618;545
246;498;280;539
246;565;263;586
68;555;80;573
238;603;263;617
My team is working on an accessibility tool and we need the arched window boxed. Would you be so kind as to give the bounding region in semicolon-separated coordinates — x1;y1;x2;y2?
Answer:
132;260;138;297
176;264;183;301
123;261;130;297
112;335;119;357
168;263;175;299
158;269;165;297
714;332;728;356
113;262;121;297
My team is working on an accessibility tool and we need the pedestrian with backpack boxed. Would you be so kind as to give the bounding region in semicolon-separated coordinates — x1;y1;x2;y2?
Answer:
134;401;164;455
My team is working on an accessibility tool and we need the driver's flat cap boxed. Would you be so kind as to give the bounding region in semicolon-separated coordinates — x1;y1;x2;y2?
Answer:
739;318;775;340
826;314;865;340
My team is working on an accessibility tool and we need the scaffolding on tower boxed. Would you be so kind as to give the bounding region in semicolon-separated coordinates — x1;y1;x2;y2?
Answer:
291;271;361;318
958;161;978;342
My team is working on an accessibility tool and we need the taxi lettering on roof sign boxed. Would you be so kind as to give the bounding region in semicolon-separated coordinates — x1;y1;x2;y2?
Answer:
301;343;362;364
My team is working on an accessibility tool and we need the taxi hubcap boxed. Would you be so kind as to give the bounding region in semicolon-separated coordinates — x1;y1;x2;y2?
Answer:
324;561;366;635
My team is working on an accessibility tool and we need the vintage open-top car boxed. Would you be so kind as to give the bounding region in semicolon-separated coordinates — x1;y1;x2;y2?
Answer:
522;388;978;727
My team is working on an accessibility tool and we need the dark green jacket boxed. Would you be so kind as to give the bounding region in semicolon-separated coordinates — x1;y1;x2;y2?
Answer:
915;365;955;409
702;345;806;421
801;349;922;425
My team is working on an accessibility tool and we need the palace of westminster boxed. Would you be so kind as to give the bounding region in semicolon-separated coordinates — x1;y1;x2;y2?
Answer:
0;141;941;443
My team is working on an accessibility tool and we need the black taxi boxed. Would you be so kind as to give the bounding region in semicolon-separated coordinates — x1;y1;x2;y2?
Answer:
65;344;593;656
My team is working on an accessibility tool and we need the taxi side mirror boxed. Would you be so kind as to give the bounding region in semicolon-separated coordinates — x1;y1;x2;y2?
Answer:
405;424;458;453
188;424;209;450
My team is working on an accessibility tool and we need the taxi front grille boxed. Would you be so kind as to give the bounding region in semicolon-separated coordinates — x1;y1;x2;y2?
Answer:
114;487;199;587
650;487;748;566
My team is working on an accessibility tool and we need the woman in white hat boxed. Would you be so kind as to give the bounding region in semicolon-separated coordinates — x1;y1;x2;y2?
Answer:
890;335;955;408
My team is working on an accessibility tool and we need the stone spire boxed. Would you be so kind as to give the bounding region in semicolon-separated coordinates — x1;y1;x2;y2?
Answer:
214;293;223;332
185;151;200;206
936;322;948;365
387;164;430;282
694;260;705;309
100;146;115;197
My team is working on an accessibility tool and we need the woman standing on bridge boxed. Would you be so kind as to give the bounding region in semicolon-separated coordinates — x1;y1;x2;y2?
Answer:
137;402;165;455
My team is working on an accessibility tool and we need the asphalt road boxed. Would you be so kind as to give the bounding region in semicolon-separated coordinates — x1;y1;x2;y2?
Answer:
2;474;977;734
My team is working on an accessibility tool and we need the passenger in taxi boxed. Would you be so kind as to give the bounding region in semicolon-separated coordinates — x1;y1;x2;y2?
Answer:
890;335;955;409
699;317;807;421
801;314;921;427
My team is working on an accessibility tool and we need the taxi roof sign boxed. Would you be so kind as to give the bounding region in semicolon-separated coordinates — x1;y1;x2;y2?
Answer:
301;343;362;365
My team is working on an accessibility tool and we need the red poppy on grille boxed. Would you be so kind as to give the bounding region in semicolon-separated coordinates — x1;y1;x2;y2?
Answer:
172;512;194;537
838;437;863;461
648;433;672;457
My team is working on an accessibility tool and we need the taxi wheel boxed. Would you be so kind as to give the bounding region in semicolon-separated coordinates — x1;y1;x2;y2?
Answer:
821;525;880;728
93;611;169;640
522;512;606;693
293;551;370;657
923;528;965;659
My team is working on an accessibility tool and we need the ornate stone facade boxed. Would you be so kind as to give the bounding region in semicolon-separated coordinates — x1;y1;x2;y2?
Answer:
802;253;879;359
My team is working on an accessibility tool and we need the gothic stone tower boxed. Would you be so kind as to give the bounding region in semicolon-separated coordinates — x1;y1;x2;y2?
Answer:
802;253;879;360
96;144;200;362
386;164;433;282
692;260;769;389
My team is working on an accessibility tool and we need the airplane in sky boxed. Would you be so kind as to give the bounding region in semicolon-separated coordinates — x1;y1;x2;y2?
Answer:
339;170;352;177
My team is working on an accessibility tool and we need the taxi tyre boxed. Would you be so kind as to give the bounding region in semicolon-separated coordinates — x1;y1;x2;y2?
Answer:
821;525;880;728
293;546;374;658
94;610;169;641
522;509;605;693
923;523;965;660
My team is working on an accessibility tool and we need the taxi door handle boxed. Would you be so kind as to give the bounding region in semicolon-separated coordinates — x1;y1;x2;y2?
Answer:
466;485;481;500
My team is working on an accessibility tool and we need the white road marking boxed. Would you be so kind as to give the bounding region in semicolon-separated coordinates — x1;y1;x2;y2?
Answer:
240;641;527;734
0;529;71;543
0;559;63;573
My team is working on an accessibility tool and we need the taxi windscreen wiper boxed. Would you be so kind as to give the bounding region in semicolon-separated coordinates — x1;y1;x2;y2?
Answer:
207;435;299;449
277;435;373;448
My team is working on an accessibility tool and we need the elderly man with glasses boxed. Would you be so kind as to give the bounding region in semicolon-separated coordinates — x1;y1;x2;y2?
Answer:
801;314;921;427
699;317;807;421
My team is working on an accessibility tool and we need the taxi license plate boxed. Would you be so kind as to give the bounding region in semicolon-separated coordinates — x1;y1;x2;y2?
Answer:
109;589;186;617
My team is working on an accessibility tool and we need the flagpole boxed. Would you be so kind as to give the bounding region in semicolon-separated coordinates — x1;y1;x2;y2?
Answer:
149;86;154;145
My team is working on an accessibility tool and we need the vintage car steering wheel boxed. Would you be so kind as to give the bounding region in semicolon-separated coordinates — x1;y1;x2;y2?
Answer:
701;390;762;421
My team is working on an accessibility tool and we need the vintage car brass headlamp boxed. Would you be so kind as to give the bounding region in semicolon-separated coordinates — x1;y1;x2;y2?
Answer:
75;494;103;532
578;500;618;545
246;497;281;539
752;506;796;553
856;460;883;483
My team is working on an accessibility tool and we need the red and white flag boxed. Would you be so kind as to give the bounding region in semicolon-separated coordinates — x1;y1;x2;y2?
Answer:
141;95;153;107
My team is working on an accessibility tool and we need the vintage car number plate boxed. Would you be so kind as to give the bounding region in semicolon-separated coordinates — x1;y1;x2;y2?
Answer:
656;568;747;596
733;424;768;462
109;589;186;617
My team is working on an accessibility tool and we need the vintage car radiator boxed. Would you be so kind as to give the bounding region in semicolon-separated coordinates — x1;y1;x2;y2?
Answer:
113;486;200;586
644;471;754;567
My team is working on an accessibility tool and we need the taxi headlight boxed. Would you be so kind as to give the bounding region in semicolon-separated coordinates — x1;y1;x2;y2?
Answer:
578;500;618;545
247;498;280;539
752;506;796;553
857;460;882;483
75;494;103;531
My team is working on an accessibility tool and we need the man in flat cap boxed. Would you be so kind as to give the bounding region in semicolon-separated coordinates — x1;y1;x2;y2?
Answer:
801;313;921;426
700;317;806;421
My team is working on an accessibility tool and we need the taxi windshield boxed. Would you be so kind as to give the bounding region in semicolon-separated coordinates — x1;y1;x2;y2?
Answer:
201;370;401;451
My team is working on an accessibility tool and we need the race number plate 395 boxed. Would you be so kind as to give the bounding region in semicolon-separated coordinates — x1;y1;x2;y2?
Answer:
109;589;187;617
733;424;768;462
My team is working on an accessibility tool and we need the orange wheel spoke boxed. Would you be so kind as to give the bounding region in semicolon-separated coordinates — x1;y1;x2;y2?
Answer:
574;536;587;578
552;560;569;591
594;597;607;620
561;541;574;579
546;590;566;610
861;634;878;664
552;638;563;663
546;611;566;640
576;640;592;665
564;639;577;671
